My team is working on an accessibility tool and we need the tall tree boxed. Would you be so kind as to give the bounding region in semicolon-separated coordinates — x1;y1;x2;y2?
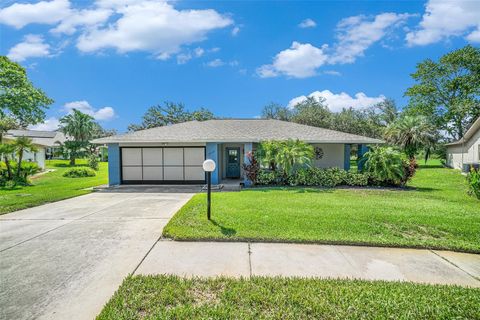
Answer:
405;45;480;140
291;97;332;128
128;102;215;131
0;56;53;128
261;102;292;121
60;109;95;165
384;115;437;161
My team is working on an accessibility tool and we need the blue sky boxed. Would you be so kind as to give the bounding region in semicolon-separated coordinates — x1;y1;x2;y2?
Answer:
1;0;479;132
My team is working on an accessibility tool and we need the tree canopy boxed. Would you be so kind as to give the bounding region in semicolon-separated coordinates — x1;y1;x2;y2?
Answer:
0;56;53;128
128;102;215;131
404;45;480;140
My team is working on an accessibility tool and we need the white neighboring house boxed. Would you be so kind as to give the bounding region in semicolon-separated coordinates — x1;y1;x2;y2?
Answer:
3;130;67;169
446;117;480;171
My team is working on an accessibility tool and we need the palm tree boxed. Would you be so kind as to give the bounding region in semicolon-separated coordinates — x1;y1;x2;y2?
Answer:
0;142;15;180
13;136;38;178
257;140;314;178
384;116;437;160
361;146;405;185
276;139;314;176
60;109;95;165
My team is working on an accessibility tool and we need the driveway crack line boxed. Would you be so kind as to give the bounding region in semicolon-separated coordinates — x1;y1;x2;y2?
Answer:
132;235;162;275
248;242;253;278
429;250;480;282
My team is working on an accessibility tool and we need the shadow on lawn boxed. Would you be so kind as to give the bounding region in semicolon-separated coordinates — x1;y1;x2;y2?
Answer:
210;219;237;237
51;163;89;168
248;187;334;194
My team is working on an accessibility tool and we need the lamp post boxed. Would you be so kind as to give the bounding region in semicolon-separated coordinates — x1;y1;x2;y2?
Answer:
202;159;216;220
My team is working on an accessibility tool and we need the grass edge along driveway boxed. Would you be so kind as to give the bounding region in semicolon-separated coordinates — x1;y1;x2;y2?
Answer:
163;162;480;253
0;159;108;215
97;275;480;320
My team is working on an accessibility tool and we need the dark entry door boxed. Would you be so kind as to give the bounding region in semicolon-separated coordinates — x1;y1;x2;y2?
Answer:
226;147;241;178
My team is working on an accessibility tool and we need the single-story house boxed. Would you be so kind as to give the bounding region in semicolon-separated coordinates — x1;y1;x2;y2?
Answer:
446;116;480;171
92;119;383;186
3;130;66;169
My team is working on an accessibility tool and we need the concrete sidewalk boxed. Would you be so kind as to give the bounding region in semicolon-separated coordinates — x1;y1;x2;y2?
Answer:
136;241;480;287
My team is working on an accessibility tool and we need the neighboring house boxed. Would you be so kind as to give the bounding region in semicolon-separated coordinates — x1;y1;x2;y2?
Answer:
446;117;480;171
3;130;67;169
93;119;383;186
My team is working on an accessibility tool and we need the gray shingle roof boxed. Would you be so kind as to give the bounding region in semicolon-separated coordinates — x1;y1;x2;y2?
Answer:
92;119;384;144
5;130;67;147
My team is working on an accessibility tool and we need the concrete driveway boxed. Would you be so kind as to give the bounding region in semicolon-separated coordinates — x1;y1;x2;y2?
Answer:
0;191;194;320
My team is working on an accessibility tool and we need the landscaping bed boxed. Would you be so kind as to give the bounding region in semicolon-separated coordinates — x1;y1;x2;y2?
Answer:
163;161;480;253
0;159;108;214
97;275;480;320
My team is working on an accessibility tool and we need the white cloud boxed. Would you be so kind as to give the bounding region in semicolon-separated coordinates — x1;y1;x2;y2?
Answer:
288;90;385;112
231;26;240;36
0;0;71;29
323;70;341;76
329;12;412;64
257;42;328;78
63;100;116;121
258;13;411;78
298;18;316;28
29;117;60;131
206;58;225;67
194;47;205;57
7;34;51;62
406;0;480;46
50;7;112;35
76;1;233;58
176;53;192;64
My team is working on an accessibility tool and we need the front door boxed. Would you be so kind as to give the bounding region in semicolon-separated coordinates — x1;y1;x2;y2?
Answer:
226;147;241;178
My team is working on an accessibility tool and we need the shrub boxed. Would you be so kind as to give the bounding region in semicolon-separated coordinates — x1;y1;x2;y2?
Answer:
256;170;279;185
1;161;40;186
63;167;96;178
466;168;480;200
88;154;99;171
361;147;406;186
284;167;369;187
242;151;259;184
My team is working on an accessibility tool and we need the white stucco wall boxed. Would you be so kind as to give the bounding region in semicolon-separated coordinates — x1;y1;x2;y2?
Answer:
21;147;46;169
311;143;345;169
446;129;480;170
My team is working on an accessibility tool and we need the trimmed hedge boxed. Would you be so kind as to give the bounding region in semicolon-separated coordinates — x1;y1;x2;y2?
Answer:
62;167;96;178
255;167;369;187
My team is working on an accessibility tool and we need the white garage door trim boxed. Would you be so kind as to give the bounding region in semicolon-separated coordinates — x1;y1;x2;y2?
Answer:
120;147;206;184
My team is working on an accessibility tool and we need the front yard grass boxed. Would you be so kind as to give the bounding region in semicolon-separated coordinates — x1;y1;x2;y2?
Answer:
163;160;480;253
0;159;108;215
97;275;480;320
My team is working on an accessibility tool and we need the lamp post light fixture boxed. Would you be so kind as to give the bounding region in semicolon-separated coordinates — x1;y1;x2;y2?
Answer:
202;159;216;220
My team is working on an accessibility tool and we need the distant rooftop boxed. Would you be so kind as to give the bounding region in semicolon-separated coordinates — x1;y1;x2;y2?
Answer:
5;129;66;147
93;119;384;144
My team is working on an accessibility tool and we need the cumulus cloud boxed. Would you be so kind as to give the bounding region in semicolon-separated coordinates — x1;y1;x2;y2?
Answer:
7;34;51;62
76;1;233;58
329;12;412;64
205;58;225;67
288;90;385;112
257;42;328;78
298;18;316;28
406;0;480;46
29;117;60;131
0;0;71;29
50;7;112;35
63;100;116;121
258;13;411;78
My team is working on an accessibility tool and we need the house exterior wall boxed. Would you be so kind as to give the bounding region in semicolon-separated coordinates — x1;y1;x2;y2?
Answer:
311;143;345;169
20;147;46;169
446;129;480;170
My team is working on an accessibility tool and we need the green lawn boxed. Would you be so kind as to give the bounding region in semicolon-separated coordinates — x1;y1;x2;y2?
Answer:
97;275;480;320
163;160;480;253
0;159;108;215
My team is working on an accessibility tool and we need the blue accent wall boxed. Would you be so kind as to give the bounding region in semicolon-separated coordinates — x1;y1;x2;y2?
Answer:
357;144;369;172
344;144;351;171
108;143;120;186
243;142;253;186
206;142;219;184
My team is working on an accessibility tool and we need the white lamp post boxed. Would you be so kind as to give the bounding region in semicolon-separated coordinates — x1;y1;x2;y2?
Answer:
202;159;216;220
